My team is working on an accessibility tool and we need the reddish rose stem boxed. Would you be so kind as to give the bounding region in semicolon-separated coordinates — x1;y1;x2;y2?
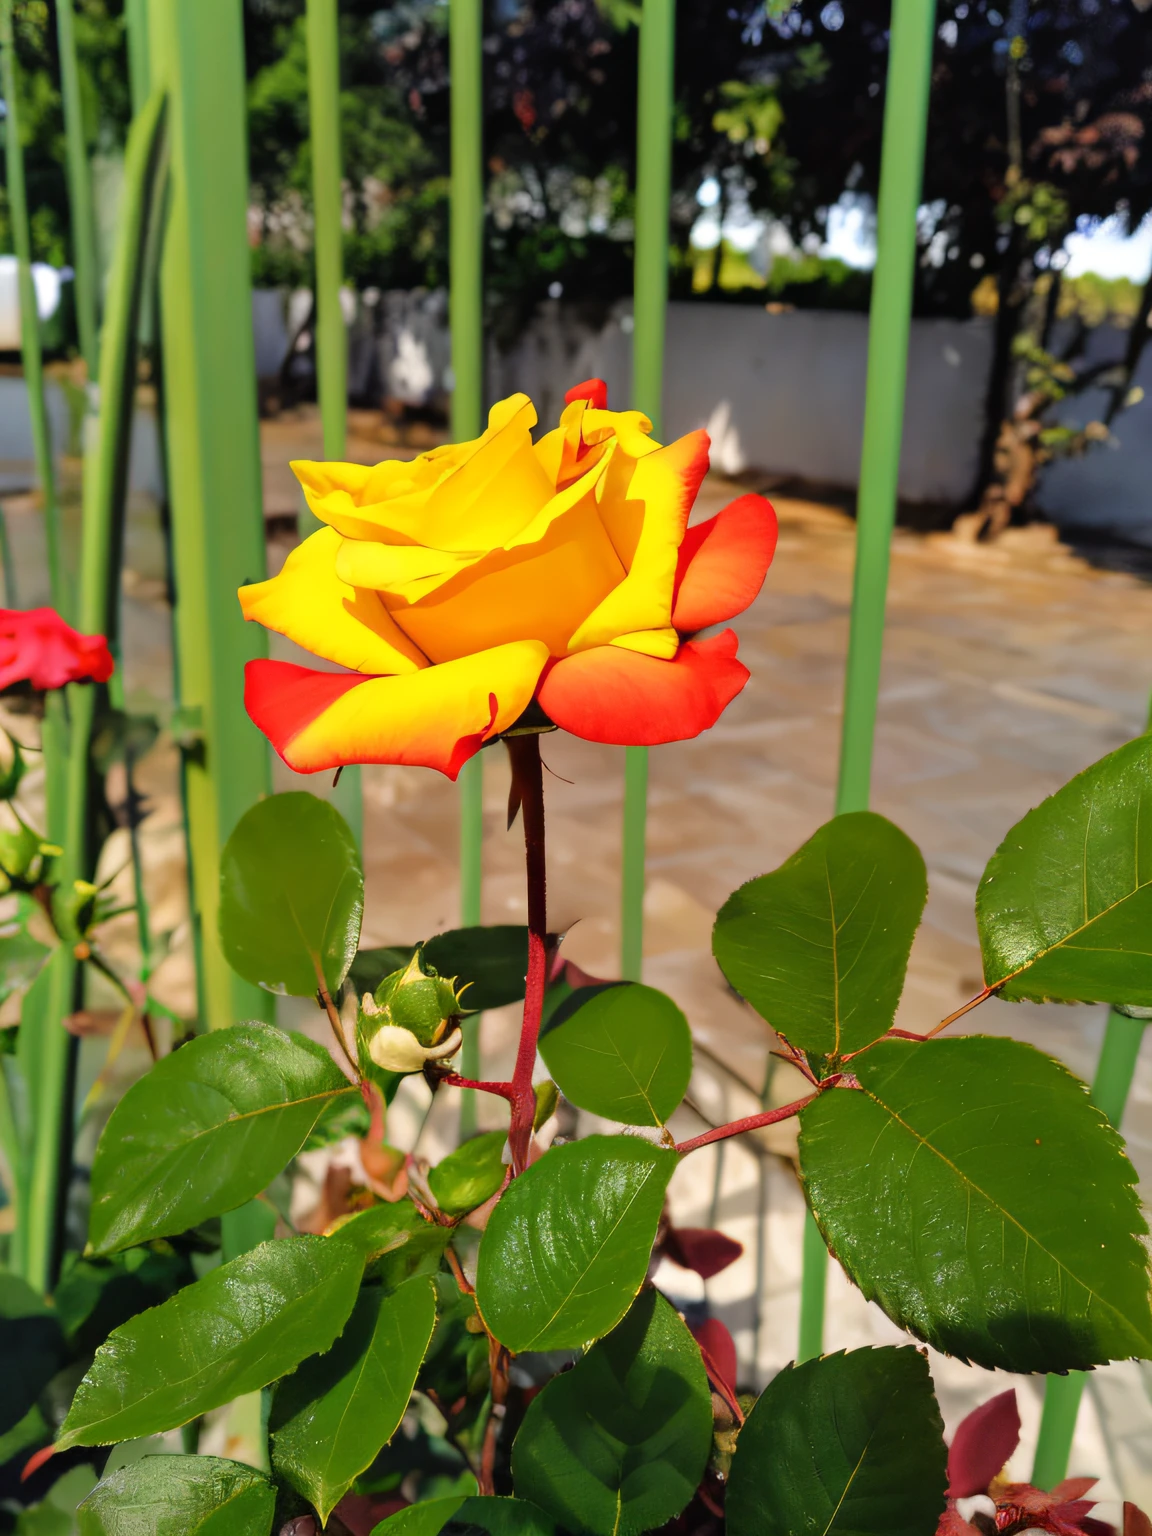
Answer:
506;733;548;1175
673;1088;829;1155
441;1074;515;1102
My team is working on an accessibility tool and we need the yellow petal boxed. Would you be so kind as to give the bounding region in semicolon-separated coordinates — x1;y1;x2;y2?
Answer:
569;429;710;650
389;489;625;663
335;539;483;601
294;394;554;552
609;628;680;659
238;526;427;674
275;639;550;776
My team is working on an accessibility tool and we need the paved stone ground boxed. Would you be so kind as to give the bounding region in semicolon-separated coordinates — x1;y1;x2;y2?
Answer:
4;407;1151;1503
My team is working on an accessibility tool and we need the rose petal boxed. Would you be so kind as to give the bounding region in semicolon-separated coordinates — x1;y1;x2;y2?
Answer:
568;428;711;649
245;639;549;778
672;493;778;633
239;526;427;674
538;629;748;746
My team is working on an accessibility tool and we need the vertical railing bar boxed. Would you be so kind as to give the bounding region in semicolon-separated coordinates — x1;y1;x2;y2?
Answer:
624;0;675;983
305;0;363;847
449;0;484;1138
1031;1009;1144;1485
146;0;273;1040
1;0;76;1290
0;0;66;615
55;0;101;381
797;0;937;1362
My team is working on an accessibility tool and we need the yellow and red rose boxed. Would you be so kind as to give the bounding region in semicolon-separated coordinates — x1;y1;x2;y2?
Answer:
239;379;776;777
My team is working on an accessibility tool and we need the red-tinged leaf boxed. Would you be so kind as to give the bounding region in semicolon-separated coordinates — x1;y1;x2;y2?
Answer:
21;1444;55;1482
1125;1504;1152;1536
947;1389;1021;1496
691;1317;738;1397
333;1490;408;1536
665;1226;743;1280
1082;1518;1116;1536
1054;1480;1101;1504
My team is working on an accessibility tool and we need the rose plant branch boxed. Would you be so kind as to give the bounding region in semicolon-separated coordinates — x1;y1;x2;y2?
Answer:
673;1085;833;1155
506;732;549;1175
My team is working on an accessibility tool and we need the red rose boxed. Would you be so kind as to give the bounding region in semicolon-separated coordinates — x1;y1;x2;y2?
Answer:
0;608;115;692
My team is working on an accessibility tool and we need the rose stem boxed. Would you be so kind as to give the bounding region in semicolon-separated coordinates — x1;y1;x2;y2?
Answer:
673;1087;831;1156
505;733;548;1175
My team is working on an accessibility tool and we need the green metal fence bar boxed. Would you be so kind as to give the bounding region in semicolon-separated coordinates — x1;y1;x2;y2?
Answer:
55;0;100;380
2;0;76;1291
449;0;485;1135
306;0;363;846
0;0;66;614
146;0;273;1034
19;86;168;1300
1031;1008;1144;1484
797;0;938;1362
125;0;151;113
623;0;675;983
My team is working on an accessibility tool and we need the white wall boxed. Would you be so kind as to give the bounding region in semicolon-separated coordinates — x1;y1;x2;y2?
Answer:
488;300;993;505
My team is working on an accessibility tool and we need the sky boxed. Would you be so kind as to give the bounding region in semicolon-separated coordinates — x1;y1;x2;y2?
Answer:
694;178;1152;285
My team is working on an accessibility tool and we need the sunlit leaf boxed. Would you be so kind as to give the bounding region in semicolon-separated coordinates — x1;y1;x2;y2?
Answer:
57;1236;362;1448
512;1290;712;1535
714;811;926;1057
77;1455;274;1536
977;735;1152;1004
88;1024;356;1253
539;983;691;1126
219;791;363;997
271;1276;436;1523
800;1038;1152;1371
476;1136;675;1352
726;1348;947;1536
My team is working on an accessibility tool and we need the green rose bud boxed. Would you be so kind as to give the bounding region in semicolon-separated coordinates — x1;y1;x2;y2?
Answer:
0;730;26;802
52;879;101;946
357;947;468;1077
0;818;49;882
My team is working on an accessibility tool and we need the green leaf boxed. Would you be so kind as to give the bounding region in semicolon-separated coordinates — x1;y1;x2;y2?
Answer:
371;1496;558;1536
303;1085;371;1149
88;1023;356;1253
977;735;1152;1004
54;1247;195;1356
219;791;363;997
512;1289;712;1536
476;1136;676;1352
713;811;927;1057
334;1200;453;1290
57;1235;362;1449
0;1272;64;1437
350;927;529;1013
77;1455;275;1535
428;1131;508;1214
799;1038;1152;1371
271;1275;437;1522
725;1348;947;1536
539;983;692;1126
18;1466;98;1536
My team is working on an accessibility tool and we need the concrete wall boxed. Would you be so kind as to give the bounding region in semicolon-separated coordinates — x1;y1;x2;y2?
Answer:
488;300;993;506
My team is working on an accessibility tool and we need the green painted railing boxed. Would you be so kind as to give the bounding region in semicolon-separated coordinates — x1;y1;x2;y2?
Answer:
449;0;486;1138
305;0;363;846
622;0;676;984
146;0;273;1036
798;0;939;1360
